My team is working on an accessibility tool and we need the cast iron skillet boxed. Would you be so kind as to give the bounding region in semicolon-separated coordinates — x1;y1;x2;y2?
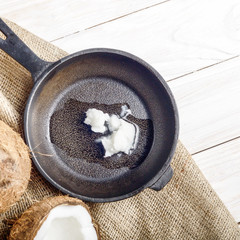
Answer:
0;19;179;202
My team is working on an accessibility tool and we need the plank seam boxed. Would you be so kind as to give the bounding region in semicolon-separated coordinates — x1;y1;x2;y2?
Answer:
167;55;240;82
85;0;171;31
50;0;171;42
192;136;240;156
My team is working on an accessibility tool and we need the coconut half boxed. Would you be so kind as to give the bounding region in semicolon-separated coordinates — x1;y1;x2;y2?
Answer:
0;120;31;213
9;196;100;240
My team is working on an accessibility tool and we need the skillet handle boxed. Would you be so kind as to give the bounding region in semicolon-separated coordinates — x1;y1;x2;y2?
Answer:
0;18;51;81
149;165;173;191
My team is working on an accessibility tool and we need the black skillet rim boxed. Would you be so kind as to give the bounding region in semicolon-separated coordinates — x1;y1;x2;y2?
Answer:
24;48;179;202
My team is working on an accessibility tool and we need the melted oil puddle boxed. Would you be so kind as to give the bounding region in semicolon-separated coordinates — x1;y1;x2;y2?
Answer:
50;99;153;170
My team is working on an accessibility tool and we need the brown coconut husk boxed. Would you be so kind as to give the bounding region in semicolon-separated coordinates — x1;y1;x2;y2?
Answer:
9;196;100;240
0;120;31;213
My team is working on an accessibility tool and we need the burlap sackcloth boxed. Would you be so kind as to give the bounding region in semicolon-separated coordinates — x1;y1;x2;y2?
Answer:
0;18;239;240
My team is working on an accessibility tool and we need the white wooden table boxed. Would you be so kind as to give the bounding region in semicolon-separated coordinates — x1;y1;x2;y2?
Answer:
1;0;239;225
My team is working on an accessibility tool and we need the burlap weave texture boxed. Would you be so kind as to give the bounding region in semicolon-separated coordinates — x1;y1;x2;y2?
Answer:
0;18;239;240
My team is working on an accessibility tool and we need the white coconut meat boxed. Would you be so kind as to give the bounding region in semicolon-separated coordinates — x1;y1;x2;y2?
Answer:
34;205;98;240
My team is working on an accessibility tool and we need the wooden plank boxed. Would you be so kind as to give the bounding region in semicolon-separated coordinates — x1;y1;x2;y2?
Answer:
0;0;165;41
52;0;240;80
193;138;240;222
168;56;240;153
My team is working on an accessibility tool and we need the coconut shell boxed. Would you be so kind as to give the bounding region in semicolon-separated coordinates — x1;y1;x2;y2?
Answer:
9;196;101;240
0;120;31;213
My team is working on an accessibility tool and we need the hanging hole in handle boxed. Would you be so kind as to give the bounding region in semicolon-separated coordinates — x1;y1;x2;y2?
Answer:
0;30;7;40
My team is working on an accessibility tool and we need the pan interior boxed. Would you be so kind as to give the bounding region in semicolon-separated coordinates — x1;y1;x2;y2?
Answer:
49;78;153;174
26;51;176;200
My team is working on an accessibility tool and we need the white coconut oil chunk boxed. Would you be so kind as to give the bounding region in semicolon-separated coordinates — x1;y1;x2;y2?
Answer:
101;117;138;157
34;205;98;240
84;108;109;133
84;106;139;157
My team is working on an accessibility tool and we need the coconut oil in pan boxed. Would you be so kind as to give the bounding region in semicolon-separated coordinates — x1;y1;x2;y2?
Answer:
50;99;153;171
